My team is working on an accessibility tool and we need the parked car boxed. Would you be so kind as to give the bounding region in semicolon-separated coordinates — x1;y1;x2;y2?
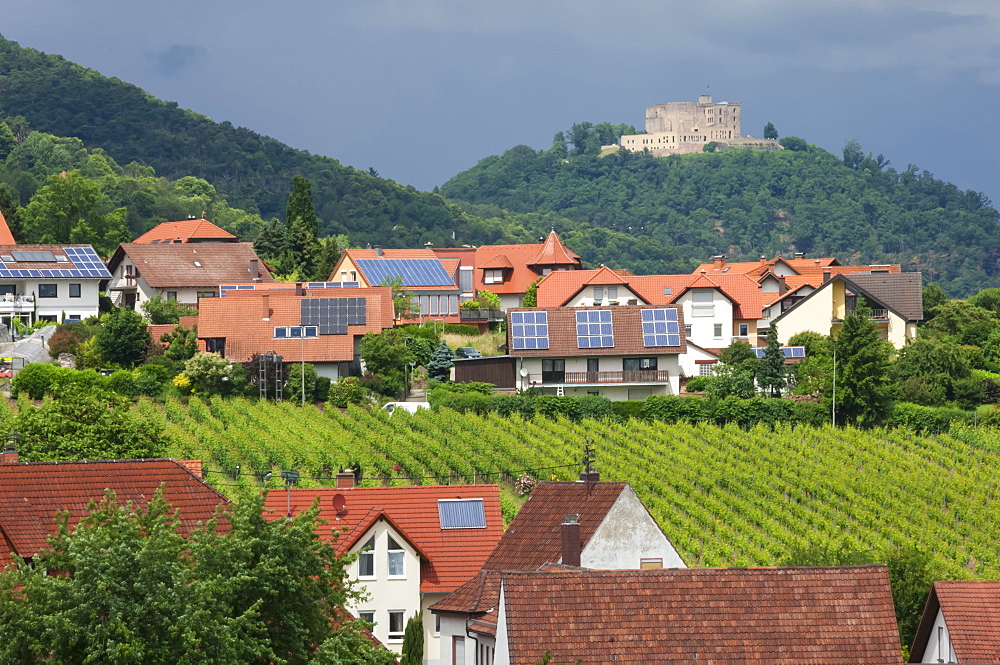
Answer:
454;347;483;359
382;402;430;415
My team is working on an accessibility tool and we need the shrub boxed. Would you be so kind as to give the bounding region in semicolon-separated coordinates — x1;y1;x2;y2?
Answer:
328;377;367;408
887;402;973;433
12;363;60;399
792;401;828;427
314;376;331;402
47;321;97;357
107;369;137;397
643;395;708;423
133;368;167;398
684;376;712;392
430;390;492;414
431;381;495;395
533;396;580;420
491;394;536;418
576;394;614;420
611;400;644;421
442;323;479;336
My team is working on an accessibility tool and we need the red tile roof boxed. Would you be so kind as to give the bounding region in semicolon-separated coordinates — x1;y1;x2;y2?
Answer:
506;306;686;358
262;484;503;594
0;209;15;245
0;459;229;570
502;566;901;665
133;219;238;244
483;481;626;571
108;243;274;288
195;287;396;363
910;580;1000;663
527;230;582;267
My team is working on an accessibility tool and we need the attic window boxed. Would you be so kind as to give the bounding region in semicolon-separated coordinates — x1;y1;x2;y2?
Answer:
438;498;486;529
663;287;672;296
0;256;12;263
193;261;203;268
55;255;69;263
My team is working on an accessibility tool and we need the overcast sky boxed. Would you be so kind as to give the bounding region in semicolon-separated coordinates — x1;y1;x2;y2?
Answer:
4;1;1000;205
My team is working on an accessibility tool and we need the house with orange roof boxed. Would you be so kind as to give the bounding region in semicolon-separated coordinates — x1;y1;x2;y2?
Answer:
195;285;395;380
431;476;685;665
263;479;503;664
106;242;273;310
432;230;583;311
482;565;900;665
0;456;229;571
909;580;1000;663
133;218;239;244
329;247;463;323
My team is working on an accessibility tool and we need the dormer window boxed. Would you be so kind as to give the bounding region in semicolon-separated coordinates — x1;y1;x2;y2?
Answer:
387;535;405;578
358;536;375;579
484;269;504;285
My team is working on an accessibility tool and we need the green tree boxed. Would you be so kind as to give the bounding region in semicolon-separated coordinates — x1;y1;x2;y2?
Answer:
20;170;128;254
703;141;718;153
359;329;416;398
426;341;454;382
0;120;16;161
830;301;894;427
95;308;151;367
10;362;61;399
756;325;786;397
522;276;543;307
182;352;241;395
763;122;778;140
142;294;199;325
286;362;319;404
0;489;396;664
921;284;947;320
13;388;167;461
892;337;974;406
0;183;23;241
924;301;999;346
779;136;808;152
161;324;199;362
380;276;417;320
400;612;424;665
706;341;757;399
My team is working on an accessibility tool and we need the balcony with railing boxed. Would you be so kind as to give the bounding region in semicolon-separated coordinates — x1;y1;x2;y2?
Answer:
834;308;890;322
0;295;36;311
460;308;504;322
528;370;670;386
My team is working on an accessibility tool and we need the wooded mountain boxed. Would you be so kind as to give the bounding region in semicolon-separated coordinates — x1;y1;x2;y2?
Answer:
441;142;1000;296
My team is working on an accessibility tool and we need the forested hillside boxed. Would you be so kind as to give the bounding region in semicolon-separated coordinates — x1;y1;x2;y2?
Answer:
0;35;464;246
442;139;1000;296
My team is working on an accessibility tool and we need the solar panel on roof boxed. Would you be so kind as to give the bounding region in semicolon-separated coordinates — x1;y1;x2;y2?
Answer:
753;346;807;359
510;310;549;349
576;310;614;348
306;281;360;289
438;499;486;529
641;309;681;347
300;297;366;334
355;258;454;287
11;251;56;263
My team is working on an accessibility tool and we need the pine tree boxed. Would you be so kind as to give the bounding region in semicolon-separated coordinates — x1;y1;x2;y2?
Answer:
830;299;894;427
426;342;455;382
763;122;778;140
286;175;319;238
284;176;321;278
757;325;786;397
400;612;424;665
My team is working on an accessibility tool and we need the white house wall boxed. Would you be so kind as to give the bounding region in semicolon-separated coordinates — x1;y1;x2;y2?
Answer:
580;487;687;570
1;280;102;321
565;285;644;307
678;344;719;380
918;608;956;663
516;354;681;399
677;289;734;350
493;587;511;665
776;288;836;344
346;520;421;650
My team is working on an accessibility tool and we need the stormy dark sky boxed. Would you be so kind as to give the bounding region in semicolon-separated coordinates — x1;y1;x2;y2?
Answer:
5;1;999;204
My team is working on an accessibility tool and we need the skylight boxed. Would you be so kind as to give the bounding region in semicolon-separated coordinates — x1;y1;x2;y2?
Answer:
438;498;487;529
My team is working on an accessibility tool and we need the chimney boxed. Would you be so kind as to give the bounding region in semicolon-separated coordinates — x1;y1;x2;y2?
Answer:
793;252;805;259
759;254;767;264
374;246;383;258
261;293;270;321
250;258;260;281
336;471;356;489
712;254;726;270
1;444;18;464
822;267;831;283
777;275;788;293
562;514;581;567
424;242;433;249
579;471;600;482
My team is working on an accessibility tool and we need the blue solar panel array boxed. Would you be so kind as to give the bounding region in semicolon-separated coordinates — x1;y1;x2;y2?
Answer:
753;346;806;359
511;311;549;349
0;246;111;279
306;282;360;289
576;310;614;348
438;499;487;529
355;258;455;287
641;309;681;347
301;297;366;335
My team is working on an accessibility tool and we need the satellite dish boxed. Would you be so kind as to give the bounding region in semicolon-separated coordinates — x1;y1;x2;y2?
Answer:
332;493;346;512
519;368;529;377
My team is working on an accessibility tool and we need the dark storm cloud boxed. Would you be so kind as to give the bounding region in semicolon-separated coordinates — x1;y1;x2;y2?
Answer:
146;45;207;77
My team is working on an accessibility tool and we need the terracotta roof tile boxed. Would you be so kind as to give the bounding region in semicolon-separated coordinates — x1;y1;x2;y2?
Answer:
913;581;1000;662
502;566;901;665
196;287;395;363
343;248;439;261
0;209;15;244
481;254;515;269
109;243;273;288
262;484;503;594
527;231;582;267
0;459;229;570
507;306;686;358
133;219;238;244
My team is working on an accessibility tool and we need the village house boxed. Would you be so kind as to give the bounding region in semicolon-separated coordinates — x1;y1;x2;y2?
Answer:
132;217;241;244
486;565;901;665
0;454;228;571
263;479;504;665
432;477;686;665
194;284;395;380
908;580;1000;663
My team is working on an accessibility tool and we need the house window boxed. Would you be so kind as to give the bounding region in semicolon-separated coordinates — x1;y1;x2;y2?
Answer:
739;323;750;338
387;535;405;577
484;269;504;284
608;287;618;300
166;291;178;301
38;284;57;298
593;287;603;301
541;358;565;383
341;271;347;281
358;536;375;579
359;611;375;626
700;363;716;377
640;558;663;569
205;338;225;354
691;289;714;316
684;324;692;337
435;613;441;635
623;357;657;371
714;323;723;338
459;267;473;293
69;284;81;298
587;358;599;373
350;270;357;282
387;611;405;641
197;291;216;299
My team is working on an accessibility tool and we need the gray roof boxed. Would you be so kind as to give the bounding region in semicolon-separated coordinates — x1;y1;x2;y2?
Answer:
844;272;923;321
